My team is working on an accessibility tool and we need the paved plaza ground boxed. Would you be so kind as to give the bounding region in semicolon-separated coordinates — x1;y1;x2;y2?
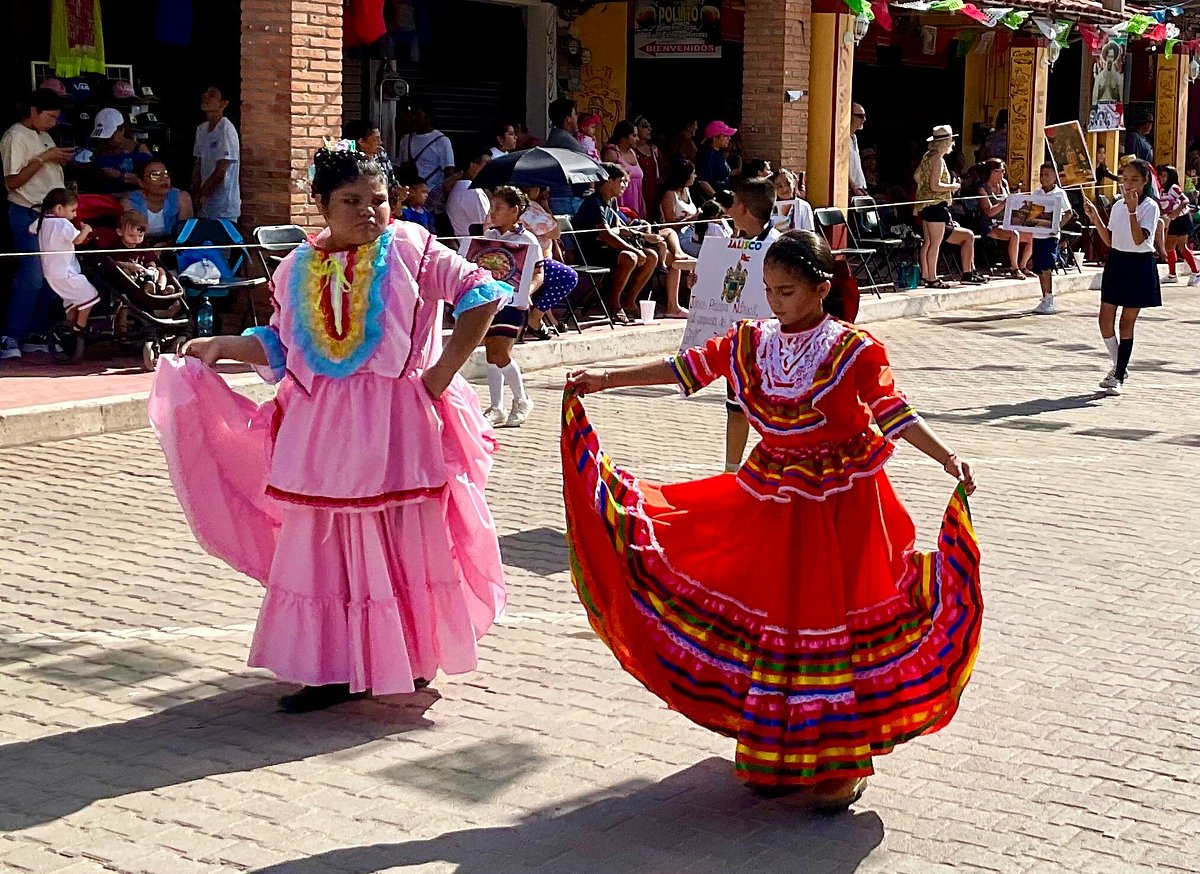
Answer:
1;286;1198;873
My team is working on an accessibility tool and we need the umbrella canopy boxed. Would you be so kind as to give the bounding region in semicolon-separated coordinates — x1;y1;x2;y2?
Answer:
471;147;605;191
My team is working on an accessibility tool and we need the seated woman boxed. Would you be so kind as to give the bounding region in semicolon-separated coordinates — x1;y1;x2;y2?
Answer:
122;161;195;242
660;157;701;246
966;158;1030;279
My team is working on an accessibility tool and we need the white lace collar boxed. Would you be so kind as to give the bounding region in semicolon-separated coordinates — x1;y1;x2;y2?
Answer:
756;318;851;400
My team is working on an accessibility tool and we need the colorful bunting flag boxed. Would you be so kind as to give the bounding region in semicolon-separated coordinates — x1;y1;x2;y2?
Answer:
979;7;1013;28
1000;10;1029;30
871;1;893;31
1078;23;1104;53
1165;38;1179;58
930;0;965;11
1123;14;1156;36
843;0;873;16
1147;23;1167;42
1033;16;1056;42
960;3;991;25
1053;20;1072;48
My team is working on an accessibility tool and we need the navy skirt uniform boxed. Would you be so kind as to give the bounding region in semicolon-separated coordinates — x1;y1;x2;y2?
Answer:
1101;251;1161;308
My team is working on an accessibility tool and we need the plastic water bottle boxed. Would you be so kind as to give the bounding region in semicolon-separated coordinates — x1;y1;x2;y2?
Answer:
197;299;214;336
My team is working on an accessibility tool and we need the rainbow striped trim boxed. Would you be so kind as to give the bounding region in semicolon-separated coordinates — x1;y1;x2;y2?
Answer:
870;394;920;439
562;389;983;786
737;429;896;503
288;226;392;379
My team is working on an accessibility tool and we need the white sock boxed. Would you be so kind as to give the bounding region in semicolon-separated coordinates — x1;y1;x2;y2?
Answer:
500;361;526;403
1103;335;1119;366
486;364;504;409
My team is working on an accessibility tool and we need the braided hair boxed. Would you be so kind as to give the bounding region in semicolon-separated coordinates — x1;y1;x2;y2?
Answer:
764;230;836;283
311;146;389;202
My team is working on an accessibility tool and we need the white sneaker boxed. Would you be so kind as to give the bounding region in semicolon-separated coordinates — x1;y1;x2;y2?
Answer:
0;336;21;360
21;333;48;354
505;397;534;427
1098;369;1120;390
483;406;506;427
1032;295;1058;315
1162;275;1179;285
1189;274;1200;287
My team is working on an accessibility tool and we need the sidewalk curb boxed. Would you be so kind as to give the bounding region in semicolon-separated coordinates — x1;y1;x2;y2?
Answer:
0;269;1105;448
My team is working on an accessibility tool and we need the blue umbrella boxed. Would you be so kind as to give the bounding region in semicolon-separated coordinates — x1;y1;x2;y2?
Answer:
471;147;605;190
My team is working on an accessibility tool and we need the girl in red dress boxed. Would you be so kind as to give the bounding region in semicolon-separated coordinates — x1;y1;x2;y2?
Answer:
562;230;982;811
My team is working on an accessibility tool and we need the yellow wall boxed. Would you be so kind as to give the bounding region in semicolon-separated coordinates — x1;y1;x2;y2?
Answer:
570;3;628;141
962;46;1008;150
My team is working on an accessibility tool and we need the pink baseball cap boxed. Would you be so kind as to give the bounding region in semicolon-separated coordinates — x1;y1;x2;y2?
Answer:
705;120;737;139
39;77;67;97
112;80;136;100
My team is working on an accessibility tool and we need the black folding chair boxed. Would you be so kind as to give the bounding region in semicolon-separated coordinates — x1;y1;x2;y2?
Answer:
252;224;307;278
815;207;888;298
556;215;615;331
849;196;911;290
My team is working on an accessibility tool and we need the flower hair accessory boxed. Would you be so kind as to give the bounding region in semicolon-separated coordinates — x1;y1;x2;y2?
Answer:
295;138;359;192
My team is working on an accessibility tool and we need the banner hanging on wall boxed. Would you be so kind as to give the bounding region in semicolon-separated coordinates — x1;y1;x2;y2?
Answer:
634;1;723;60
1088;36;1127;133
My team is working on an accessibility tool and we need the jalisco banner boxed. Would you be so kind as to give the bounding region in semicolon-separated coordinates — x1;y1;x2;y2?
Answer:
681;235;772;352
634;1;723;60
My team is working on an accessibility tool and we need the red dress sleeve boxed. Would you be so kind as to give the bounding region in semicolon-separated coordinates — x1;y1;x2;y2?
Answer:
667;328;734;397
855;338;920;439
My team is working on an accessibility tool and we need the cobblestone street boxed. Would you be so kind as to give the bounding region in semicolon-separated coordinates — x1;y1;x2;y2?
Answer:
1;287;1198;873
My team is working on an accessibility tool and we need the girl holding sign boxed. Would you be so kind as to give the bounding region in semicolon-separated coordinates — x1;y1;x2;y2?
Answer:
1083;158;1161;396
465;186;543;427
562;229;982;811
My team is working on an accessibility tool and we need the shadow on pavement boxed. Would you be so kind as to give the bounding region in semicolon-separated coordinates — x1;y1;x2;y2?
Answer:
499;527;569;576
922;392;1108;425
251;758;886;874
0;682;438;831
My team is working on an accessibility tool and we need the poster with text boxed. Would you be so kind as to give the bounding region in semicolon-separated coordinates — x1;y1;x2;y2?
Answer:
462;238;535;305
1045;121;1095;188
634;1;722;60
680;235;771;352
1088;37;1126;133
1001;192;1063;239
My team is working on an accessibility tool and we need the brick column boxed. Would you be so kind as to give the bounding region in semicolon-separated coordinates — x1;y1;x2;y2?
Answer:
741;0;812;177
241;0;343;231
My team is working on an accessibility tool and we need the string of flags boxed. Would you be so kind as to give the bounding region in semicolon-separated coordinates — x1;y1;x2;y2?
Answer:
847;0;1196;59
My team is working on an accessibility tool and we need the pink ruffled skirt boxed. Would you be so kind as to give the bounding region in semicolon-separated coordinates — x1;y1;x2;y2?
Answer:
149;357;506;694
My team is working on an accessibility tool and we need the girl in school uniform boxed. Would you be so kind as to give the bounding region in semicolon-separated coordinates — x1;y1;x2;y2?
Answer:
1083;158;1161;396
464;185;543;427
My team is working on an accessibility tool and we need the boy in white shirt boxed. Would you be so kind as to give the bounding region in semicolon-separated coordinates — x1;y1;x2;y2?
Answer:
445;150;492;237
192;85;241;221
1031;163;1074;315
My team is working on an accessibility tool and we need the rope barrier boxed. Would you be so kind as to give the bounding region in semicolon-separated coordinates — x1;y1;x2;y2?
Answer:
0;184;1109;260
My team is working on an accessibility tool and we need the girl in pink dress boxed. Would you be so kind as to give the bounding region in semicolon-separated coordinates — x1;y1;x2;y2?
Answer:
149;146;511;713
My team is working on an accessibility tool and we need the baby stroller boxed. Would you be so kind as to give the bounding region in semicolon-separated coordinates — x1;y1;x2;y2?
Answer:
47;251;192;372
168;219;266;337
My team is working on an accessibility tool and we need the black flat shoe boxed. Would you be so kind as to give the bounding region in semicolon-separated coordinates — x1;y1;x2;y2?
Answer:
413;677;430;691
278;683;367;714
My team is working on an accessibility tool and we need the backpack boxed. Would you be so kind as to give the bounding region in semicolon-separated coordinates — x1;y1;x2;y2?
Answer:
398;133;447;183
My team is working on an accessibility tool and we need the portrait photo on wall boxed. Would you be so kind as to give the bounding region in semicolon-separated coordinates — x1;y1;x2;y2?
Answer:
1045;121;1095;188
1088;37;1126;133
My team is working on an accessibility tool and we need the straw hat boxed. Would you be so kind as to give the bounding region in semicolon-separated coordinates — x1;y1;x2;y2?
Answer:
926;124;957;143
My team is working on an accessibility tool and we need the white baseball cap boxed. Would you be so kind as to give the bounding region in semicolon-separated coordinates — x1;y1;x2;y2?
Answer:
91;107;125;140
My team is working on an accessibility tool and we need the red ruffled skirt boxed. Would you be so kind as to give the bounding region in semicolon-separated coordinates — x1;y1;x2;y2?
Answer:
561;391;982;787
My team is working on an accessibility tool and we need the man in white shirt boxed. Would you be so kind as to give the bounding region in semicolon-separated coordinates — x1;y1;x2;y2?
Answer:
1;88;74;358
445;149;492;237
192;85;241;221
396;104;455;213
849;103;868;198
